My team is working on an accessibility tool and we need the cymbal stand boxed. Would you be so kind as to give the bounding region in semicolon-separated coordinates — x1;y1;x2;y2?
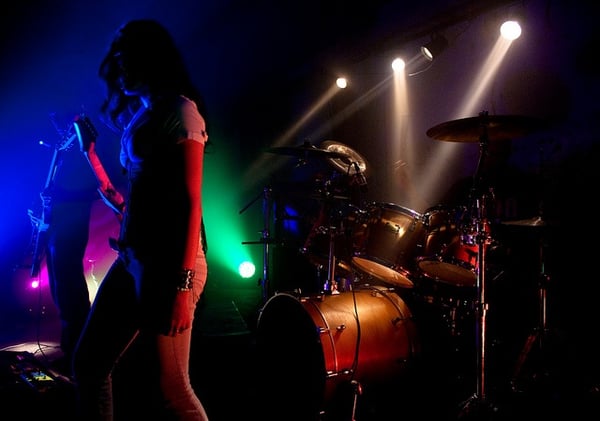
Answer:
317;197;342;295
459;112;496;417
323;223;338;294
240;186;273;303
510;229;550;389
458;192;494;414
309;175;353;295
509;137;556;390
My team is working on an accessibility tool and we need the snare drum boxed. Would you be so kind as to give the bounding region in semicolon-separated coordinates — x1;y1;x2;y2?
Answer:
352;202;425;288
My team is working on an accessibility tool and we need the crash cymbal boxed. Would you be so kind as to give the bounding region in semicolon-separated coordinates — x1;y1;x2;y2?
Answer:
321;140;368;175
264;142;349;159
427;115;543;142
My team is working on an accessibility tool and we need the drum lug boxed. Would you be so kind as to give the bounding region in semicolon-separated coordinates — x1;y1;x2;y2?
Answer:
410;219;419;232
326;368;354;379
317;324;346;334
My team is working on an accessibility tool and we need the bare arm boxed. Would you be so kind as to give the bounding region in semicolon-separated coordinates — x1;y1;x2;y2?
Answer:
83;142;126;220
179;138;204;270
167;137;205;336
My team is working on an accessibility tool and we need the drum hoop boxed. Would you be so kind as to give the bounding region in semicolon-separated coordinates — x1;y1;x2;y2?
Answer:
368;202;423;220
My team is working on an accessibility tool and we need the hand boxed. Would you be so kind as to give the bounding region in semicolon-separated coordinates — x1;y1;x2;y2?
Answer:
168;291;193;337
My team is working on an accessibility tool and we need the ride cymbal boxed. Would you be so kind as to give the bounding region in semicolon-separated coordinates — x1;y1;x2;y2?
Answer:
427;115;543;142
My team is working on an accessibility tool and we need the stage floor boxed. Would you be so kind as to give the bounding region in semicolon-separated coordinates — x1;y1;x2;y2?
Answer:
1;275;599;420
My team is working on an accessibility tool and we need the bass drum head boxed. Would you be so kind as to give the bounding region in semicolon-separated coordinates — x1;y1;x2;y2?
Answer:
255;293;325;419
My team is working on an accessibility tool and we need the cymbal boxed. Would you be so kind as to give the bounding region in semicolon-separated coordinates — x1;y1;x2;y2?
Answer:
427;115;543;142
264;142;349;159
501;216;550;227
321;140;369;175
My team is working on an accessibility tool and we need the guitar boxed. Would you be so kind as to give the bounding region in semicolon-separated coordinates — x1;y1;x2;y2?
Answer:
73;114;125;218
28;122;78;278
73;113;98;154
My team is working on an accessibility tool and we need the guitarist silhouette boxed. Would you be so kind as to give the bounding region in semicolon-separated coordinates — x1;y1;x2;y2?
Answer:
29;120;77;278
26;112;123;376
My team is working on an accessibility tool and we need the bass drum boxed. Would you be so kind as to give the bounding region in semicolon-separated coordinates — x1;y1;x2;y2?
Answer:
255;286;420;419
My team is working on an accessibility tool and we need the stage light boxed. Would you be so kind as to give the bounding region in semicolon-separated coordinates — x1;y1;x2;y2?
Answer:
391;58;405;72
238;261;256;278
336;77;348;89
500;20;522;40
421;33;449;61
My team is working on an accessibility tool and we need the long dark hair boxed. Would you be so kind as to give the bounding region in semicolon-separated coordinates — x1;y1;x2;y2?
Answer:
98;19;209;136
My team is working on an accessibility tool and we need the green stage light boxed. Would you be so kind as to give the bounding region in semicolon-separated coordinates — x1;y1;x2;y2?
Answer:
202;138;259;286
238;261;256;278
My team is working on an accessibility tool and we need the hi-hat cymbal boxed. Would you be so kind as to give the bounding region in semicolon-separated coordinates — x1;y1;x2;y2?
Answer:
427;115;543;142
321;140;369;175
264;142;349;159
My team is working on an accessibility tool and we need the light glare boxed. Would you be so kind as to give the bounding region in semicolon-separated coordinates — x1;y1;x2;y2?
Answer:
421;47;433;61
391;58;405;72
239;261;256;278
500;20;522;40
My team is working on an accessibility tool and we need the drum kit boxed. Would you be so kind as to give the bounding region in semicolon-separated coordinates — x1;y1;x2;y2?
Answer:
251;111;547;418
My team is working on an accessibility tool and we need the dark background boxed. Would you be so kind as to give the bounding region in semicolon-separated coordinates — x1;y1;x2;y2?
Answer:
0;2;598;417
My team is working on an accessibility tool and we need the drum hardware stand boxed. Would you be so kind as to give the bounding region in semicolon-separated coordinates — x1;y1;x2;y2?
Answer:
310;182;350;295
321;222;342;294
458;112;497;418
508;138;555;391
458;191;495;418
350;380;362;421
240;186;274;303
510;224;551;391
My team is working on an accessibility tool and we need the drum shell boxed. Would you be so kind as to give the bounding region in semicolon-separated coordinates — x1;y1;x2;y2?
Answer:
352;202;425;286
417;205;483;287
